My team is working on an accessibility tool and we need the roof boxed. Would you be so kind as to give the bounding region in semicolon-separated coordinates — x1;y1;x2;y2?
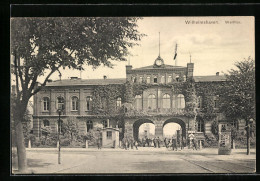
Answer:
133;64;186;70
46;78;126;87
193;75;226;82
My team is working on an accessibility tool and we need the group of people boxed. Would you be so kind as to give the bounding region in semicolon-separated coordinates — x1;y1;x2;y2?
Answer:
96;133;199;150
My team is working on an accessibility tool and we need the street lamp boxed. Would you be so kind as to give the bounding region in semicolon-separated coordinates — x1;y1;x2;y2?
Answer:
57;108;63;164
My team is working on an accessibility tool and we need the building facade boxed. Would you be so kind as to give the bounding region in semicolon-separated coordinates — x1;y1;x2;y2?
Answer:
32;55;245;145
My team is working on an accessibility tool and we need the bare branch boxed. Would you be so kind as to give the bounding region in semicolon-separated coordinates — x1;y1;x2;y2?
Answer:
30;65;61;96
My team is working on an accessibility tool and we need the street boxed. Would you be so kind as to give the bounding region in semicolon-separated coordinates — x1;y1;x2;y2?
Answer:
12;147;255;174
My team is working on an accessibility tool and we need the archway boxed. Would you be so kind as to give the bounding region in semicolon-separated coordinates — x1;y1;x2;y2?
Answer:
163;118;186;140
133;119;155;141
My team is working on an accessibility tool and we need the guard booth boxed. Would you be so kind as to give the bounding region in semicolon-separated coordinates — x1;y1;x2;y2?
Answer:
218;121;232;155
101;127;120;148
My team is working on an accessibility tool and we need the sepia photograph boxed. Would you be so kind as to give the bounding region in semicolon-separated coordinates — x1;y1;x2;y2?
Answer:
10;16;255;174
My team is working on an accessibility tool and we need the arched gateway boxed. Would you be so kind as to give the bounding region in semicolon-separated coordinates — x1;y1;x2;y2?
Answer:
163;118;186;139
133;119;154;141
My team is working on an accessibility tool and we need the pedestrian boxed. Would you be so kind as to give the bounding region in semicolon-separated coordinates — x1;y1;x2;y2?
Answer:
189;133;197;150
153;137;157;148
130;137;134;149
157;137;161;148
172;136;177;151
146;137;149;147
142;137;146;147
192;137;198;150
97;137;102;149
134;140;138;150
125;137;129;150
164;138;168;148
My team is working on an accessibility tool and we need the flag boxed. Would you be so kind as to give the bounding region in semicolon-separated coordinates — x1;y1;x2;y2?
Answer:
174;53;177;60
174;44;178;60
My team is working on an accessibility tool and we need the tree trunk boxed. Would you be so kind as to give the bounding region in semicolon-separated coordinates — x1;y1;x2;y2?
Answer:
246;120;250;155
15;121;27;172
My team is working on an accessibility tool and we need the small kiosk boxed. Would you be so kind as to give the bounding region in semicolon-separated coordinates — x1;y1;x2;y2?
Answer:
101;127;120;148
218;121;232;155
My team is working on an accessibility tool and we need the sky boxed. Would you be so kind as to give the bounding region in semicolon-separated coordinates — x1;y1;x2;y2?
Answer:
45;16;254;81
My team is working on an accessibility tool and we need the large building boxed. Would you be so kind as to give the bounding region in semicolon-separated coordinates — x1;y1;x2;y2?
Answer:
32;53;245;145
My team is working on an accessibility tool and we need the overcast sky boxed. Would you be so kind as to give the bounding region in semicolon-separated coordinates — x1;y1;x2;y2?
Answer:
37;16;255;82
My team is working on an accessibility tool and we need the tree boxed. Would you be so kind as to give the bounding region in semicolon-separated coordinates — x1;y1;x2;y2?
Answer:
11;17;144;172
219;57;255;155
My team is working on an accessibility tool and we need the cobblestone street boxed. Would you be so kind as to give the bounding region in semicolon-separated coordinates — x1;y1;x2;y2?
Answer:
12;148;256;174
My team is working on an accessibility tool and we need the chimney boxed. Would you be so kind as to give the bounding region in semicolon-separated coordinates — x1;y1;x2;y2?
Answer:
216;72;219;76
103;75;107;80
187;63;194;77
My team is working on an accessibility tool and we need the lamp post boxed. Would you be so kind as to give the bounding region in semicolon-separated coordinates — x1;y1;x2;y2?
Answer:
57;108;63;164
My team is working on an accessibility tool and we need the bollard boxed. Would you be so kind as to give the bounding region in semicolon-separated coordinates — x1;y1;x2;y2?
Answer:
85;140;88;149
28;140;31;148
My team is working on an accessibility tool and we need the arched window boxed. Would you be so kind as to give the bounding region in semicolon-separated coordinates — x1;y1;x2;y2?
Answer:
168;75;172;83
43;97;50;111
162;94;171;109
71;96;79;111
57;96;65;110
177;94;185;109
86;120;93;132
197;119;204;132
102;120;108;128
116;97;122;109
161;75;165;84
147;76;151;83
86;96;93;111
148;94;156;110
135;95;142;110
153;76;158;83
183;75;186;82
43;120;50;127
139;76;143;83
176;75;180;82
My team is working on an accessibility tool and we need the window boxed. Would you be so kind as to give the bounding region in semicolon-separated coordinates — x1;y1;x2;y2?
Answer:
161;76;165;84
43;120;50;127
148;94;156;110
139;76;143;83
86;96;93;111
168;75;172;83
71;96;79;111
147;76;151;83
162;94;171;109
132;77;136;83
43;97;50;111
116;97;122;109
213;96;218;108
197;119;204;132
107;131;112;139
103;120;108;128
57;96;65;110
135;95;142;110
198;96;202;108
86;120;93;132
154;76;157;83
177;94;185;109
176;75;180;82
183;75;186;82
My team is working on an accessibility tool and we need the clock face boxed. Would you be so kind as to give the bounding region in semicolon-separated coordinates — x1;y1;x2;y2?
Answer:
156;59;162;66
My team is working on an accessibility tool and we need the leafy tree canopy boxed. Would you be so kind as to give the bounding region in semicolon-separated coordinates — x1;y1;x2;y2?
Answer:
219;57;255;121
11;17;144;103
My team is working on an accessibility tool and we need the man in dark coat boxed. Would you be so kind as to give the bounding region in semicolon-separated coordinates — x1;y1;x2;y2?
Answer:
164;138;168;148
157;137;161;148
172;136;177;151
